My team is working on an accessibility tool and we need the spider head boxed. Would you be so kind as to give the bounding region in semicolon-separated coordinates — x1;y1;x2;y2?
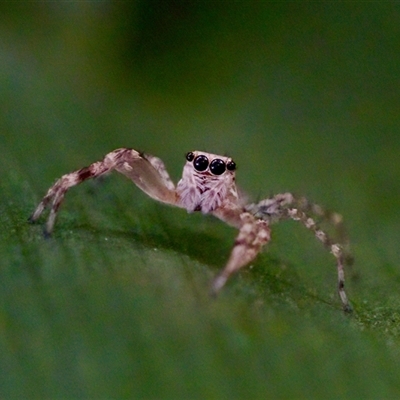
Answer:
177;151;238;213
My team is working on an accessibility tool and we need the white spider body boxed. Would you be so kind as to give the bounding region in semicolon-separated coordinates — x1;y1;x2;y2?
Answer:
30;147;351;312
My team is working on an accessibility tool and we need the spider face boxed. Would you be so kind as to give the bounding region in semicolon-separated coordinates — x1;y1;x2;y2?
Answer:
177;151;238;213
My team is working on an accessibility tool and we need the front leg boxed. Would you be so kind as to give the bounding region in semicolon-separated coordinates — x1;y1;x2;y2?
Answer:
211;212;270;294
29;148;178;236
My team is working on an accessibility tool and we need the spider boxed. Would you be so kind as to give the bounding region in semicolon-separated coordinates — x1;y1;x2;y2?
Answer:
29;148;351;312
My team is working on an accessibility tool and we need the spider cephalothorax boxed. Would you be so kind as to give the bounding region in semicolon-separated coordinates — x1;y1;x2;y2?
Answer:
29;148;352;312
177;151;238;213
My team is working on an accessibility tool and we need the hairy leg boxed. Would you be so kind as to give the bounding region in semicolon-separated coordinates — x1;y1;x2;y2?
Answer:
248;193;343;235
247;193;352;312
285;207;351;312
29;148;178;235
211;212;271;294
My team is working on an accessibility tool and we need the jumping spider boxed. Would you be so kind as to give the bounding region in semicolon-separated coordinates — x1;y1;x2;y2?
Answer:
29;148;351;312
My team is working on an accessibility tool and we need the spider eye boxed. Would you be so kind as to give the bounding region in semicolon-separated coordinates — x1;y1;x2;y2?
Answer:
193;155;209;171
227;160;236;171
186;152;195;162
209;159;226;175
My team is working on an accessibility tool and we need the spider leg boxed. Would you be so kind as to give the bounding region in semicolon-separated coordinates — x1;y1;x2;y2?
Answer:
247;193;352;312
296;196;346;237
211;212;270;294
295;196;353;266
248;192;351;256
285;207;351;312
29;148;178;235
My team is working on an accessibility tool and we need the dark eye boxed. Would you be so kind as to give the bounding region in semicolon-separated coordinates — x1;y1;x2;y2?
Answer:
209;159;226;175
227;160;236;171
186;152;195;162
193;155;209;171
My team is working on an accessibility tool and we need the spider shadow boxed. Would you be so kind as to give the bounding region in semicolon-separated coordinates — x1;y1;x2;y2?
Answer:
36;178;349;310
63;214;234;273
32;177;234;272
41;215;344;311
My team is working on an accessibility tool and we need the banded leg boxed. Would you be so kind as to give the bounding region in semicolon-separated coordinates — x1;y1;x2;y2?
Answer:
247;192;347;243
297;197;344;230
28;159;110;235
285;207;351;312
29;148;178;236
294;195;353;266
248;193;352;312
255;193;352;264
211;212;271;294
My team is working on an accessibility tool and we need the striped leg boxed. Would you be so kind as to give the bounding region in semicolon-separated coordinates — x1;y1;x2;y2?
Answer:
211;212;271;295
248;193;352;312
28;159;110;236
29;148;177;236
286;207;351;312
247;192;348;244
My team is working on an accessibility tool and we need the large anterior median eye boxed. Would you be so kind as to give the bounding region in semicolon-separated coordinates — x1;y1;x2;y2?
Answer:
193;155;209;171
209;159;226;175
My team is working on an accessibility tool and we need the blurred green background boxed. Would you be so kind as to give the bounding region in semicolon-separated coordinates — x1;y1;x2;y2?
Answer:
1;1;400;398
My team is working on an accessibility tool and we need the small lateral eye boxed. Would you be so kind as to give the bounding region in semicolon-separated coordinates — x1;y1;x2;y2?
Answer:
186;152;195;162
193;155;209;171
227;160;236;171
209;159;226;175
